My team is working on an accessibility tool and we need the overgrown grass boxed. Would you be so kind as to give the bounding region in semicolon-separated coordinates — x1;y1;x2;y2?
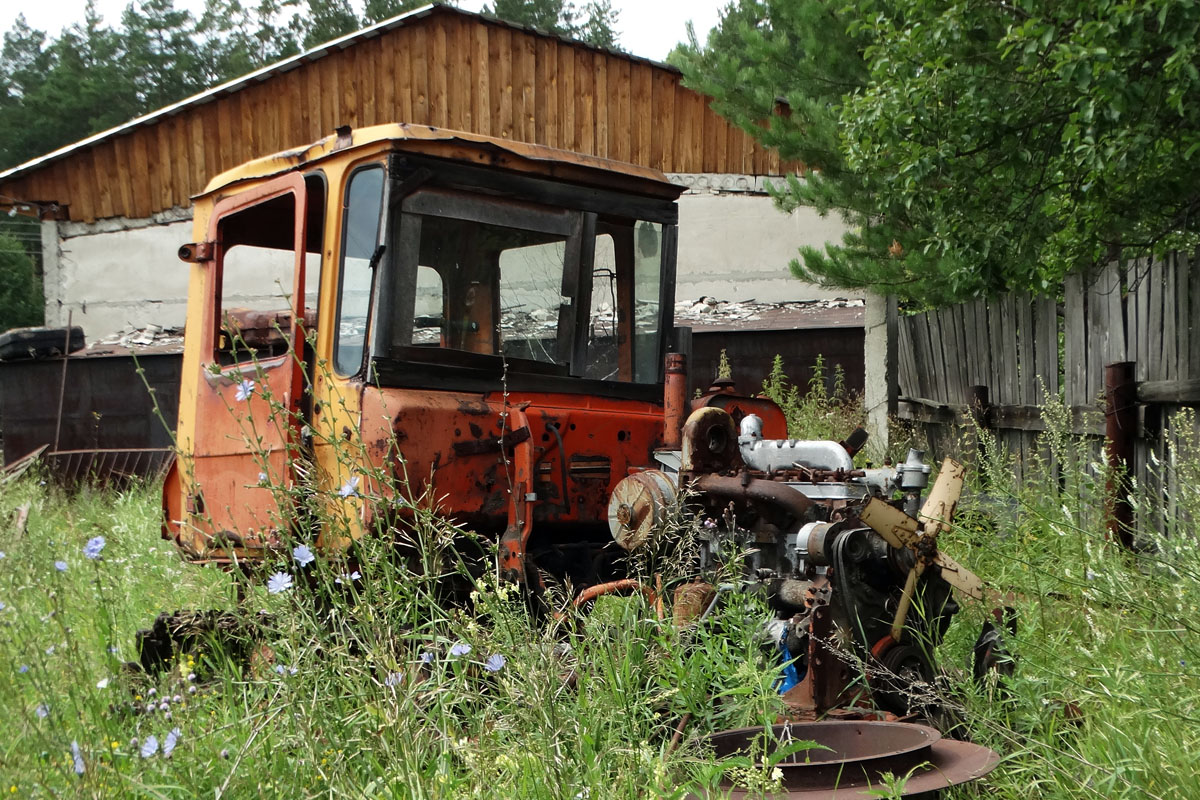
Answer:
0;468;786;799
4;377;1200;799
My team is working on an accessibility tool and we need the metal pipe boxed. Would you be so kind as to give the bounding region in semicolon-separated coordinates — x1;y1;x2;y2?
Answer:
1104;361;1136;549
663;352;687;450
693;473;813;524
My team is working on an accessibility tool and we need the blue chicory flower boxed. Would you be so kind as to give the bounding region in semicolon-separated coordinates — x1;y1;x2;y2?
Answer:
335;570;362;585
483;653;506;673
0;601;5;611
258;472;268;484
18;665;29;674
163;727;181;757
292;544;315;568
235;379;255;402
54;560;68;572
71;740;85;775
0;550;6;558
384;671;403;687
419;651;435;665
35;703;48;719
448;642;471;658
140;735;158;758
83;535;106;560
267;572;293;594
338;476;360;498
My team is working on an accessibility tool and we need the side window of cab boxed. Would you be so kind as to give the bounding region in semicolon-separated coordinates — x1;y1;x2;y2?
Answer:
333;165;386;376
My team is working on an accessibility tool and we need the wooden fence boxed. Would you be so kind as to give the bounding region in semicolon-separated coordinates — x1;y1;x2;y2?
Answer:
894;250;1200;537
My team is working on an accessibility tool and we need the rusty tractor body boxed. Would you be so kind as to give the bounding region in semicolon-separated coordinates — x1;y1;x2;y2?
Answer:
162;123;997;794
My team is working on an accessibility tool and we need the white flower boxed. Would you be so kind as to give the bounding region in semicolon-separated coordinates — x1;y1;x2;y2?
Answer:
163;727;181;757
71;740;85;775
338;476;360;498
292;544;315;568
140;735;158;758
267;572;293;594
335;570;362;585
234;379;255;402
96;677;110;689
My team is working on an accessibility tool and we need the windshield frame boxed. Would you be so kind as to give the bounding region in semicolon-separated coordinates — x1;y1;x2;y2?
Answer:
366;153;678;400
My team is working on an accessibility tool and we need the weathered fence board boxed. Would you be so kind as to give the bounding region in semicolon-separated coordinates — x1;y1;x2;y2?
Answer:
896;249;1200;537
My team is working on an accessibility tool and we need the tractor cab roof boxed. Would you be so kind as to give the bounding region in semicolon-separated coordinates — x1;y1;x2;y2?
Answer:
200;122;682;202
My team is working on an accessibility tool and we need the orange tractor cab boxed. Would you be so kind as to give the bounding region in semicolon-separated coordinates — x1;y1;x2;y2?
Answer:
160;124;1003;782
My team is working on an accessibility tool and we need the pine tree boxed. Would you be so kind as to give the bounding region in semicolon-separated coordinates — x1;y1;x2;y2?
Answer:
121;0;207;110
297;0;359;49
361;0;428;26
485;0;618;48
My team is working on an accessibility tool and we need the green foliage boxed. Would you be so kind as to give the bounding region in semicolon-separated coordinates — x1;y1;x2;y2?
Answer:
484;0;619;49
760;354;863;442
0;231;42;331
675;0;1200;307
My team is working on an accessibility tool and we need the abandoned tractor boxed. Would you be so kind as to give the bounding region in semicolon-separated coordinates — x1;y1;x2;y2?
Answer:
157;123;999;794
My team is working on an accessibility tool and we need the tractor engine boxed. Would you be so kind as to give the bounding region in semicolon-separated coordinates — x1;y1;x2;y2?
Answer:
608;406;961;720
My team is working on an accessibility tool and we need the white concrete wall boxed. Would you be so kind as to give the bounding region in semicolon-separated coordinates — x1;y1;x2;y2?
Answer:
45;212;193;337
44;176;857;342
672;181;855;304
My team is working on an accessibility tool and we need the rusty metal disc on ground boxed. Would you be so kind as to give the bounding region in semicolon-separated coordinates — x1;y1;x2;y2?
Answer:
692;720;999;799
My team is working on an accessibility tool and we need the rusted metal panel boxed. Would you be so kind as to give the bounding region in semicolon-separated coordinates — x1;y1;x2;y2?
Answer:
0;348;181;475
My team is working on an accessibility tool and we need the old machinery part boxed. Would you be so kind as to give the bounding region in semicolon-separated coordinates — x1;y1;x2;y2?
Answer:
737;414;854;473
681;407;744;473
860;458;987;645
691;473;813;529
607;469;678;550
663;352;688;450
896;448;932;491
702;721;999;798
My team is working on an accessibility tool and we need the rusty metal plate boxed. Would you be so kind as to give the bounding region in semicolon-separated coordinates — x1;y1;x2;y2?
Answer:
694;721;999;799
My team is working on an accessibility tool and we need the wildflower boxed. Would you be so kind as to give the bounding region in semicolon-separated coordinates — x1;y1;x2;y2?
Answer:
0;602;5;611
163;728;181;758
54;561;68;572
420;651;435;665
188;686;197;695
148;688;156;697
18;665;29;674
267;572;293;594
108;646;120;655
219;748;230;759
45;645;55;655
273;663;297;675
448;642;471;658
338;476;360;498
187;672;196;681
292;544;315;568
35;704;48;719
235;379;255;402
1086;569;1097;581
172;695;181;703
0;551;5;558
96;678;109;689
335;570;362;585
158;701;169;712
71;741;85;775
140;735;158;758
83;536;106;560
384;671;403;687
258;472;268;484
484;653;506;673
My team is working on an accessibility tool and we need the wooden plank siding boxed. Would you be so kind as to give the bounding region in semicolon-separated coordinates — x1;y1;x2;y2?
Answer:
1;9;794;224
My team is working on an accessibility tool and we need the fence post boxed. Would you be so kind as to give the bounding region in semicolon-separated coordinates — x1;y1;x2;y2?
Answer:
1104;362;1137;549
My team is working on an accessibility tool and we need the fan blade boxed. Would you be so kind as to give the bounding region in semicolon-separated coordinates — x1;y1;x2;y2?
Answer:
860;498;920;550
933;550;986;601
890;563;926;642
919;458;965;538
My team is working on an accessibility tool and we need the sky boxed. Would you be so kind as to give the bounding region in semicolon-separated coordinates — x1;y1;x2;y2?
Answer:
3;1;727;62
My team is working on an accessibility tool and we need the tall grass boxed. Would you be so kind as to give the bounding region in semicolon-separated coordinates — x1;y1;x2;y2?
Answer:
3;366;1200;799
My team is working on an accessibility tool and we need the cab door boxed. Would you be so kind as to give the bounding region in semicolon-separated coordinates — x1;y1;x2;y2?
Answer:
188;173;312;551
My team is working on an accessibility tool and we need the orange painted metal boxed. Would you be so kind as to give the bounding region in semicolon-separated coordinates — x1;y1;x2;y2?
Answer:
662;352;687;450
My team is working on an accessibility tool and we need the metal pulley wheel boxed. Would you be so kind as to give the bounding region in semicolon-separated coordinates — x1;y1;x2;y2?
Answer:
607;469;677;550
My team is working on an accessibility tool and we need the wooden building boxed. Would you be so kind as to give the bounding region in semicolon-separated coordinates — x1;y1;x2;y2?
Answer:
0;4;793;224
